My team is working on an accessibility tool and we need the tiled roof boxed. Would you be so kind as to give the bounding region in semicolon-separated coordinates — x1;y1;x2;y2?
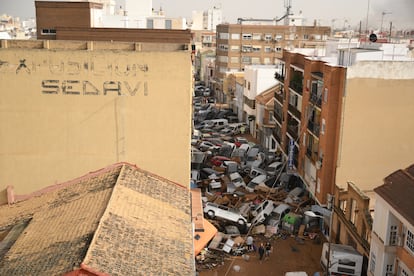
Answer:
0;163;194;275
374;164;414;226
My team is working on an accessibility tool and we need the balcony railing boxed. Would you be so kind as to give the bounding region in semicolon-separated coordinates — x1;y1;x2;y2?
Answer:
308;121;320;136
273;110;283;124
310;91;322;107
306;147;318;162
288;103;301;120
289;81;303;95
273;129;282;144
287;124;299;140
274;90;284;104
275;72;285;82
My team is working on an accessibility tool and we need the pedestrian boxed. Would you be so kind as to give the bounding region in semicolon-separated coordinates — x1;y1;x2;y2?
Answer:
265;241;272;259
258;243;265;261
246;236;254;252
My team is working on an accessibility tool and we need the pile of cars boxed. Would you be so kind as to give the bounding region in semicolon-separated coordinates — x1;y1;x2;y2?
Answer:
191;94;312;239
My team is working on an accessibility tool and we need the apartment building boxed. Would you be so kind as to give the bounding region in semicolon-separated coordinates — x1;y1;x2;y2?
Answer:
243;65;278;137
255;85;278;151
0;38;193;205
214;23;331;81
369;164;414;276
271;48;414;273
35;0;186;35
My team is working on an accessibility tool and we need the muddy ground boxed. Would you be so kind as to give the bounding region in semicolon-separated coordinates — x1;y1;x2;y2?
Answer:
198;233;325;276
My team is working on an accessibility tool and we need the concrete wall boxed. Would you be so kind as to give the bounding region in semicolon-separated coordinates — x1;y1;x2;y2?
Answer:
336;61;414;191
0;40;192;204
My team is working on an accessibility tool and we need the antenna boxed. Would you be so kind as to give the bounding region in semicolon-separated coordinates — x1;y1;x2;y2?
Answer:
380;11;392;33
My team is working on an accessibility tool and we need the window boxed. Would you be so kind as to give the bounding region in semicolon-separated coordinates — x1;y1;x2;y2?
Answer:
323;88;328;102
242;33;252;40
231;33;240;40
242;45;252;52
252;33;261;40
219;32;229;39
41;28;56;35
321;118;326;135
251;57;260;64
264;46;272;53
303;34;309;39
398;265;409;276
252;45;261;52
241;56;251;64
339;199;347;213
165;20;172;29
217;56;228;63
370;253;376;273
406;229;414;254
289;93;298;107
275;34;283;41
230;57;239;64
218;44;228;51
275;47;282;52
264;34;273;41
230;45;240;52
263;57;271;64
350;199;357;226
147;19;153;28
389;225;398;246
386;264;393;275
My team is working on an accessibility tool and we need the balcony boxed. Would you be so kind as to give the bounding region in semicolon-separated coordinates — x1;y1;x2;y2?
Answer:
274;90;284;104
287;123;299;141
310;91;322;107
273;109;283;124
273;128;282;144
288;103;301;120
275;72;285;82
289;80;303;95
306;147;318;162
308;120;320;136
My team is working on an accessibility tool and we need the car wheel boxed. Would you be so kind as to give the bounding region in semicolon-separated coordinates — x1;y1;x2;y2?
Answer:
238;219;246;225
207;210;215;218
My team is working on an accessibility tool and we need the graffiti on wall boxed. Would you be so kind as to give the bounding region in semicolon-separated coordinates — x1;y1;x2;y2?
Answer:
41;80;148;96
0;58;150;96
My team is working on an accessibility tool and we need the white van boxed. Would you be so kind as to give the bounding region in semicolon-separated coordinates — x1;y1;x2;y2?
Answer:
210;119;228;129
320;243;363;276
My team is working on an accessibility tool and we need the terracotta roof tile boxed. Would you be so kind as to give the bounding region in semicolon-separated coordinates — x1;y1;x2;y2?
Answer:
0;163;194;275
374;164;414;226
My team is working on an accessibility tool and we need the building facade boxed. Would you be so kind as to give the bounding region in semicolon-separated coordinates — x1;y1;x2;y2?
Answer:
0;38;193;205
271;49;414;272
214;23;331;81
243;65;278;137
369;164;414;276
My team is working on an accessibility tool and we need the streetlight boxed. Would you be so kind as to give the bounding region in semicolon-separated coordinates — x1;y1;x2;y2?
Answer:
305;206;334;276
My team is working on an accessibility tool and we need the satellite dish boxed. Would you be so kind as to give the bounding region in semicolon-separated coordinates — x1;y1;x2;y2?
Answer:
369;33;377;42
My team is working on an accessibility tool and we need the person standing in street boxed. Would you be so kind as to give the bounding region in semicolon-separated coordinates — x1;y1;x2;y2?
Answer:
246;236;254;252
265;241;272;259
258;243;265;262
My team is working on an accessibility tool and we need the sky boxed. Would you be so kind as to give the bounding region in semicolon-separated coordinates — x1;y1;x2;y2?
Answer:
1;0;413;30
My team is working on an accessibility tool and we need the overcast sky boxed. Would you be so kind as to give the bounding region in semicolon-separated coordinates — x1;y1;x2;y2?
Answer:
1;0;413;30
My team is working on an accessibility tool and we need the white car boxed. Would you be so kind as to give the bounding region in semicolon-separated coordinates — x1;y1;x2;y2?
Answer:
204;202;248;225
250;200;277;226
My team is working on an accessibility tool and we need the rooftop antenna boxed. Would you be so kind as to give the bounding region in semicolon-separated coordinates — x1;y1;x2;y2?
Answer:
380;11;392;33
365;0;370;35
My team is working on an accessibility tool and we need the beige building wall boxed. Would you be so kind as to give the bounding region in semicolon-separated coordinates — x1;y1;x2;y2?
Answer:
336;61;414;191
0;40;192;204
